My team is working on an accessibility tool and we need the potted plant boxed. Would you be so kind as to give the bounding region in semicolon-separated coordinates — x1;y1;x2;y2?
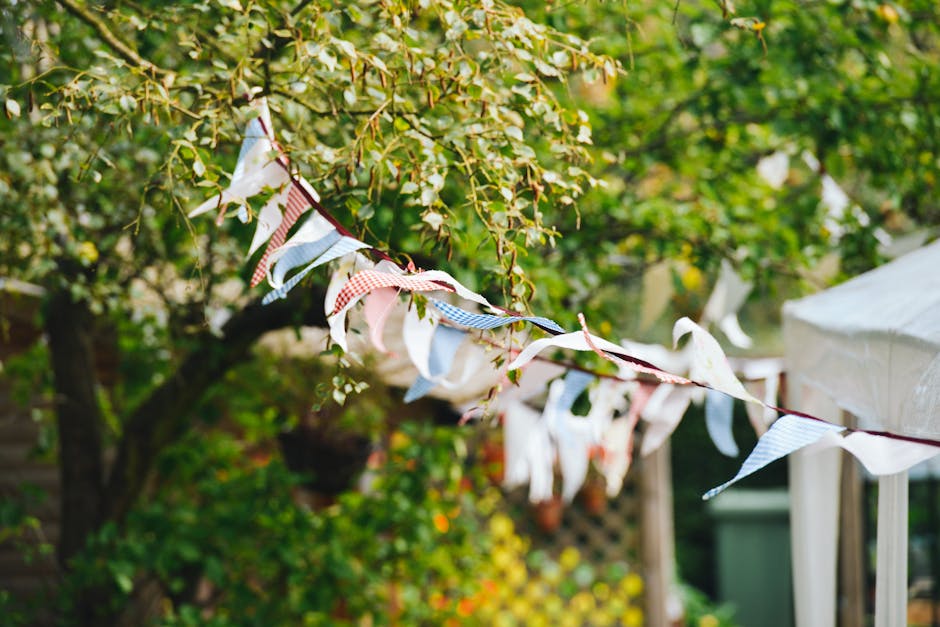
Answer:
579;467;608;517
532;494;564;534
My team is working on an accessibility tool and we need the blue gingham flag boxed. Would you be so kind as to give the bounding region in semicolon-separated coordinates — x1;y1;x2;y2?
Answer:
404;325;467;403
431;299;566;334
261;236;369;304
705;389;738;457
270;230;342;287
703;414;845;500
557;370;595;413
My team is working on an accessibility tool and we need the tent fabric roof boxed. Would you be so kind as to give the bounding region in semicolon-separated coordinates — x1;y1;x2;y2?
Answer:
783;239;940;438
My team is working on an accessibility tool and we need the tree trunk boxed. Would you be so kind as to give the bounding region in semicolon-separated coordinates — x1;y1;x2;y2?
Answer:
45;289;105;568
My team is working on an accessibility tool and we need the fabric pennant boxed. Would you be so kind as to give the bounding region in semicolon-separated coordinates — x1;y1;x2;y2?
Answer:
266;212;339;285
246;189;286;257
527;415;556;503
325;253;375;351
599;381;657;496
502;400;542;488
189;160;289;220
703;415;845;500
331;270;456;316
507;330;691;385
806;431;940;477
705;389;739;457
640;385;695;457
431;299;566;334
232;117;268;183
557;413;594;503
362;287;399;353
673;317;758;403
270;230;341;288
250;183;313;287
701;259;754;349
261;235;370;305
558;370;595;413
404;325;467;402
410;270;493;308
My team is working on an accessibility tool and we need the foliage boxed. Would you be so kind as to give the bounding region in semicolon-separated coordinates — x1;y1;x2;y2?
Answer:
1;0;939;624
60;421;487;625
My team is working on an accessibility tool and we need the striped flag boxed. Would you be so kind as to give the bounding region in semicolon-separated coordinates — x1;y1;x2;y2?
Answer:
431;299;566;334
250;183;312;287
261;235;370;305
703;414;845;500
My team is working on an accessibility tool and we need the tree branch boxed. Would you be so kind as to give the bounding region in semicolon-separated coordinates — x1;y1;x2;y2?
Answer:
55;0;163;75
103;283;329;522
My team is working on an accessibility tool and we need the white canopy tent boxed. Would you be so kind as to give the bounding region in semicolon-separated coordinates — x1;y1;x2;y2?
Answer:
783;239;940;627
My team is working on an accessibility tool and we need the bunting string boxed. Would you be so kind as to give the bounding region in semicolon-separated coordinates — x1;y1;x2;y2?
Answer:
189;97;940;503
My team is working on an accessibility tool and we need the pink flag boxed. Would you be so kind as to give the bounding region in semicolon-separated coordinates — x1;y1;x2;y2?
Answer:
250;183;312;287
330;270;455;315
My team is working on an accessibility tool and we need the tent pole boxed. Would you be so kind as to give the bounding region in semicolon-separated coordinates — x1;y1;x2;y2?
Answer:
875;471;908;627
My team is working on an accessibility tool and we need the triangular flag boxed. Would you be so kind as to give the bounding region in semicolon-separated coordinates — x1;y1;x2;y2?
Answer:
404;325;466;403
705;389;738;457
558;370;595;413
250;183;313;287
363;287;399;353
246;189;286;257
673;317;758;403
431;299;566;334
502;400;542;488
703;415;845;500
640;385;695;456
806;431;940;477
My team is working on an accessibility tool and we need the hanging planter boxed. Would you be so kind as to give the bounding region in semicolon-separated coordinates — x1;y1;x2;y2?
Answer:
480;438;505;486
579;476;608;517
532;495;564;534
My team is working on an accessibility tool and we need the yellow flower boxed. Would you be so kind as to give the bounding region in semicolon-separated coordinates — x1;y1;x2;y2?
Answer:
681;265;703;291
570;591;596;615
506;562;527;589
590;609;614;626
543;593;564;617
389;431;410;450
876;3;899;23
559;546;581;571
592;581;611;601
77;241;99;265
699;614;720;627
433;513;450;533
510;598;531;619
489;513;515;539
622;606;644;627
492;545;513;571
620;573;644;598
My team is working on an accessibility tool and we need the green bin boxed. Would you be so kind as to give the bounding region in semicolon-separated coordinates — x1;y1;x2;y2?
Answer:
708;488;793;627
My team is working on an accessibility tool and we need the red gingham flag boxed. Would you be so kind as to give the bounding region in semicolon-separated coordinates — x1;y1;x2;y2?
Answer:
331;270;455;315
250;182;311;287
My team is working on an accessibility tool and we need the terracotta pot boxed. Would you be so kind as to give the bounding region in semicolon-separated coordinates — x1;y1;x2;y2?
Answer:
480;439;505;485
580;478;607;517
532;496;563;534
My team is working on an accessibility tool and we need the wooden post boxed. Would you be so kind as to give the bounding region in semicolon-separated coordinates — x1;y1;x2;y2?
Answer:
875;471;909;627
641;438;676;627
839;412;866;627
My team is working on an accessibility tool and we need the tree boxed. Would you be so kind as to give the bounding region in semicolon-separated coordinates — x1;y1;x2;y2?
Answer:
1;0;938;624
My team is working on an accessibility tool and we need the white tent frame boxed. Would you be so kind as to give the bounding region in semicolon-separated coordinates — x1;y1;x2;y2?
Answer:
783;240;940;627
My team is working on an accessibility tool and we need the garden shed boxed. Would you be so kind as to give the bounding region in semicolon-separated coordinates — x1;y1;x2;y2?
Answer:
783;239;940;627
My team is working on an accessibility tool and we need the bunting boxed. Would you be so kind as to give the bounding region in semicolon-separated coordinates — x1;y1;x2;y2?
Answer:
187;96;940;506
